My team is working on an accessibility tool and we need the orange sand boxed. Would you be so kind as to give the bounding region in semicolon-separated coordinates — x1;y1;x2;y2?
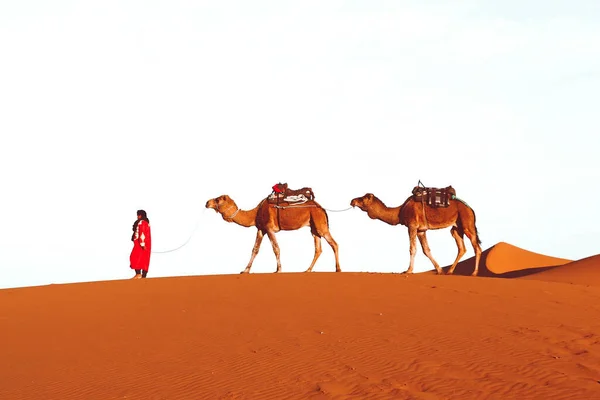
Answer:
1;242;599;399
519;254;600;286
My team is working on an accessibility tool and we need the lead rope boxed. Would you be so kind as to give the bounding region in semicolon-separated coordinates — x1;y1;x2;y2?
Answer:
151;211;204;254
324;206;353;212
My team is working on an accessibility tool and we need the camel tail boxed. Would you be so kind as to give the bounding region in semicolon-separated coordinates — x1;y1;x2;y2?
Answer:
453;196;482;245
473;214;482;245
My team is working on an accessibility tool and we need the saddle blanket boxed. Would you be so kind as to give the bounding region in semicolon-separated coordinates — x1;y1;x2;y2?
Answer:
268;193;309;204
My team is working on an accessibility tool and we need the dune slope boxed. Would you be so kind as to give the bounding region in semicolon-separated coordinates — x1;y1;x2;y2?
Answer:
439;241;572;278
518;254;600;286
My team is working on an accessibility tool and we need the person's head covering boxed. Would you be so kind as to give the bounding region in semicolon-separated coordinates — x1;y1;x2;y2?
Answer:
132;209;149;239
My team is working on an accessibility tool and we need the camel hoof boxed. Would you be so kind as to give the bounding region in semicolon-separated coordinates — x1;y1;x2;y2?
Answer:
471;272;478;277
435;270;444;275
401;270;413;275
240;270;249;274
446;270;454;275
336;269;342;273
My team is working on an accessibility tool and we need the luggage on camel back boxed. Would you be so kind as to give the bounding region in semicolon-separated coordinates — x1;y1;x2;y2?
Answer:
269;182;315;204
411;180;456;208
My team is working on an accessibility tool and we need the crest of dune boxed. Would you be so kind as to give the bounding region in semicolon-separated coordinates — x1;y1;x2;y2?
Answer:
436;241;572;277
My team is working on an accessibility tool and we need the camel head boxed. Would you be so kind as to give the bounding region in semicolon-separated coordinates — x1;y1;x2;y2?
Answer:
205;195;238;219
350;193;376;211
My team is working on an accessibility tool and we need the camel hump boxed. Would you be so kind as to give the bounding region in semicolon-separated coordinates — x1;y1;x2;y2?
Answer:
269;182;315;204
412;183;456;208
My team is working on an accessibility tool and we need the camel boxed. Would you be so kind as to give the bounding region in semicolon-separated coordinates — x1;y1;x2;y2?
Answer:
205;194;341;274
350;193;482;276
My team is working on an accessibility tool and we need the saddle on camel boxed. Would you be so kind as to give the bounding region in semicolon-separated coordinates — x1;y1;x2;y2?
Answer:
268;182;315;205
411;180;456;208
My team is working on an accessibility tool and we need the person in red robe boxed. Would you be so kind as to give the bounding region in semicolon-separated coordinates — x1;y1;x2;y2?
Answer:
130;209;152;279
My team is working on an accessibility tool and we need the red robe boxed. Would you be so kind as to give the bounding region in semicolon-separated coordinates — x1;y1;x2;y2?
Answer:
130;220;152;271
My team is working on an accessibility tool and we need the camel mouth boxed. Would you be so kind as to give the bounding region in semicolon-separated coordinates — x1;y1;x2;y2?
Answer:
205;200;217;210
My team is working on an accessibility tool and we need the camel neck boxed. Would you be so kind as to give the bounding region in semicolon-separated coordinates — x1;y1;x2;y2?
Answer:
368;198;401;225
224;205;258;227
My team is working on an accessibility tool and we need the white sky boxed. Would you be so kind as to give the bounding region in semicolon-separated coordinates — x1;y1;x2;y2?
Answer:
1;1;599;289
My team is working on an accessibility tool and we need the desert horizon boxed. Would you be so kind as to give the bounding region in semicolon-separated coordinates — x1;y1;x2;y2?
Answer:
2;241;599;399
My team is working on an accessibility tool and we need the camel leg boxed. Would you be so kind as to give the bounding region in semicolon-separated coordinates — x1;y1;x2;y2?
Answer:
241;230;264;274
466;230;482;277
265;230;282;273
446;227;467;275
305;233;322;273
403;227;418;274
417;231;442;275
322;232;341;272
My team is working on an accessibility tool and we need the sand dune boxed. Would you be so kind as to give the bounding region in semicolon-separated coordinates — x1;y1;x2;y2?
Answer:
1;255;600;400
438;241;572;278
486;242;572;274
519;254;600;286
